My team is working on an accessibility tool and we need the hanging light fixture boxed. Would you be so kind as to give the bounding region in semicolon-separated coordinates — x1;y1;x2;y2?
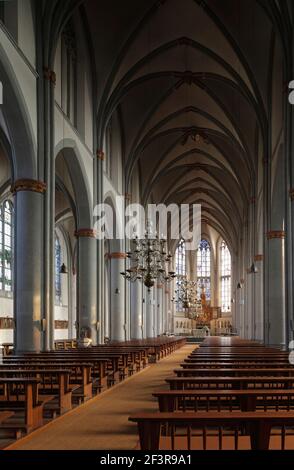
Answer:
120;222;176;291
172;276;198;310
249;262;258;274
60;263;68;274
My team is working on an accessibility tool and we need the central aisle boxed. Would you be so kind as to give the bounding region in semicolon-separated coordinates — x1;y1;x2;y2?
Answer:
7;344;194;450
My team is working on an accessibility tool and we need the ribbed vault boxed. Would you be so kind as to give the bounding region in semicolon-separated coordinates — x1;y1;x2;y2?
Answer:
79;0;290;248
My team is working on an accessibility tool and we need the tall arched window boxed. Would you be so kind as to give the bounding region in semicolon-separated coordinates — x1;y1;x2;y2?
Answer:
197;239;211;300
175;239;186;277
175;239;186;311
220;240;231;312
55;235;62;303
0;200;13;292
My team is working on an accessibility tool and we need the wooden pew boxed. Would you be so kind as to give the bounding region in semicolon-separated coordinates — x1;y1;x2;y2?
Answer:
1;359;98;398
0;369;75;415
10;353;129;386
182;358;290;364
173;368;294;377
153;389;294;412
0;377;49;437
199;336;265;347
0;411;14;423
166;376;294;390
179;361;291;368
129;411;294;450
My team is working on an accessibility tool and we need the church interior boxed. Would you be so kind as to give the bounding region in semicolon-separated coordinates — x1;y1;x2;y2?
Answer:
0;0;294;455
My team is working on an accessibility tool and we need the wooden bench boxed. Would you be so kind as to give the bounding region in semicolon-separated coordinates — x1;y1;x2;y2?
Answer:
180;361;292;368
2;359;97;398
173;368;294;377
0;411;14;423
129;411;294;450
153;389;294;412
0;377;50;437
166;376;294;390
0;369;76;415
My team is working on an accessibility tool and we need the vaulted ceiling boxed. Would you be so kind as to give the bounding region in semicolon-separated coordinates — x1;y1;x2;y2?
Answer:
81;0;290;250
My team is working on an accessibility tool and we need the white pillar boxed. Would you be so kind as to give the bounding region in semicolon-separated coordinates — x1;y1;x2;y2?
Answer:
110;253;126;341
146;289;154;337
130;281;142;339
156;284;163;336
13;180;46;352
254;255;264;341
76;229;98;344
266;232;286;347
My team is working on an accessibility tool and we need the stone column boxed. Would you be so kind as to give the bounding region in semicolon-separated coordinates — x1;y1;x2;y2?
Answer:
75;229;98;344
152;287;157;336
290;190;294;342
164;287;171;332
110;252;126;341
13;179;46;352
142;284;147;338
145;288;154;337
130;281;142;339
265;231;286;347
253;254;264;341
104;256;110;340
156;284;163;336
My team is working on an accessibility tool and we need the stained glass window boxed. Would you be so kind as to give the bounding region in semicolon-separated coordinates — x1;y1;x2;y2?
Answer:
220;240;231;312
0;201;13;292
196;239;211;300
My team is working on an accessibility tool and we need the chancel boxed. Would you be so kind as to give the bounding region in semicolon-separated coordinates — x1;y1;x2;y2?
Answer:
0;0;293;455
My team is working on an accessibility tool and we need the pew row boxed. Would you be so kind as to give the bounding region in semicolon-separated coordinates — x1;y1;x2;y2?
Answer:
129;411;294;450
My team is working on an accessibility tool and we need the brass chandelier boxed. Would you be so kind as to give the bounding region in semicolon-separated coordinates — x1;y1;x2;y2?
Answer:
120;226;176;291
172;276;198;311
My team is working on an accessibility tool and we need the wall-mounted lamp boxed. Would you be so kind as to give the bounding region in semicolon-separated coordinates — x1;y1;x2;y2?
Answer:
249;263;258;274
115;288;120;294
60;263;68;274
41;319;47;332
237;282;242;289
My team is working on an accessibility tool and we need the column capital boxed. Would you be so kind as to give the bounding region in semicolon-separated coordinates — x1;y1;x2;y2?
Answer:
96;149;105;160
124;193;132;201
267;230;285;240
254;254;263;261
108;252;127;259
75;228;96;238
43;67;56;85
11;178;47;194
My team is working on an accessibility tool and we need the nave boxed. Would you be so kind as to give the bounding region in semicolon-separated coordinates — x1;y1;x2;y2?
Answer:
1;337;294;451
130;338;294;450
0;337;185;449
0;0;294;458
6;343;193;450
